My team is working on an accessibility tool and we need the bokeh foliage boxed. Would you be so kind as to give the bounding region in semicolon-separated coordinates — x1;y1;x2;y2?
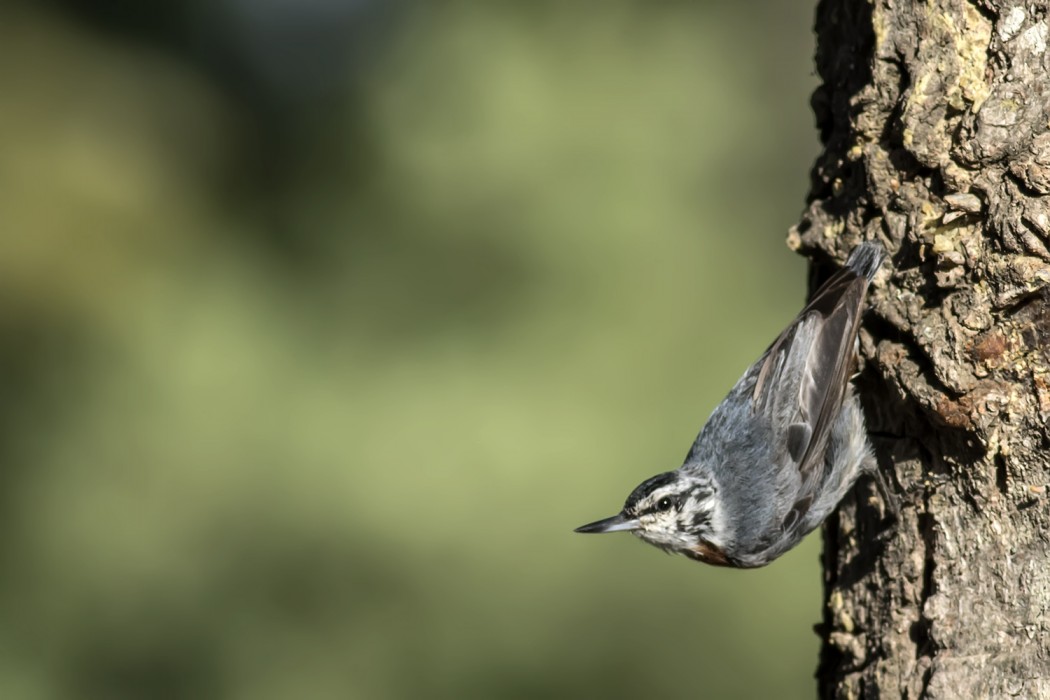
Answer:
0;1;820;698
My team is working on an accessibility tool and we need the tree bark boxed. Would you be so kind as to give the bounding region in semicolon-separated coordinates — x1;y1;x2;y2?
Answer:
796;0;1050;697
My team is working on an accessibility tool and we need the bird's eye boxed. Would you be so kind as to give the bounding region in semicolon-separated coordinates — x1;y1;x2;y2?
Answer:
656;497;673;511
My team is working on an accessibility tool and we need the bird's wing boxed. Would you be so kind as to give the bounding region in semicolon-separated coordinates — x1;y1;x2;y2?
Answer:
750;264;869;532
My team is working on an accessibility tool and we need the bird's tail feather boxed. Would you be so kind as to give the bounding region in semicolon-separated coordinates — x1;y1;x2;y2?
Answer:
845;241;885;282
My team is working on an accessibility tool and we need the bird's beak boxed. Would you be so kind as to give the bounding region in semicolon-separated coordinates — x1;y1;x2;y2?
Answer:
574;513;640;534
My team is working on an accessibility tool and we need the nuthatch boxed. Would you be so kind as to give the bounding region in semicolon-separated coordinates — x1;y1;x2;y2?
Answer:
575;242;886;568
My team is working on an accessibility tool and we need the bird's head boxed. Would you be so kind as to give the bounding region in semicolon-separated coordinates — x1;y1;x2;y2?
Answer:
575;471;731;565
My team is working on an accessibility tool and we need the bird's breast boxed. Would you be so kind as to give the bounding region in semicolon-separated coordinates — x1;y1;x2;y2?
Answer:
684;540;735;567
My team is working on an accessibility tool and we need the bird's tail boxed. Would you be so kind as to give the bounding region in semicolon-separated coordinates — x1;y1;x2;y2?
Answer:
845;241;885;282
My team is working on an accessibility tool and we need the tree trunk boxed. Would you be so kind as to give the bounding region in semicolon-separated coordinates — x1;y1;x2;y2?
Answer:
796;0;1050;697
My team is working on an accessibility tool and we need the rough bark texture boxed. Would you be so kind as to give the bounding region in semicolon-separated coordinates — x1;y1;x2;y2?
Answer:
794;0;1050;697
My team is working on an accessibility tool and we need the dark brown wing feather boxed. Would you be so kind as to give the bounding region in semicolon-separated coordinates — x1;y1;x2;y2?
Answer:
790;272;867;478
750;262;871;519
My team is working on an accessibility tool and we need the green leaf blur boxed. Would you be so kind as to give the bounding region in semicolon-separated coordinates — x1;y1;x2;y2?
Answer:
0;1;820;698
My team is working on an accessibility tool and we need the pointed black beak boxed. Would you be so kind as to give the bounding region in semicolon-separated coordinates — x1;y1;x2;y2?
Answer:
574;512;640;534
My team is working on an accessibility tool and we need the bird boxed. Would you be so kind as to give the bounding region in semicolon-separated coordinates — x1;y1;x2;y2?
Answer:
574;242;887;568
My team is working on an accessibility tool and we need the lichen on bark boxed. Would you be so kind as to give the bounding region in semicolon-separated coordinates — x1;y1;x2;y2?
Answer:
795;0;1050;697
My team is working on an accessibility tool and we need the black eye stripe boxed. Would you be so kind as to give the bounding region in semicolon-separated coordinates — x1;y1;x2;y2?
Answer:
649;495;679;514
689;485;714;501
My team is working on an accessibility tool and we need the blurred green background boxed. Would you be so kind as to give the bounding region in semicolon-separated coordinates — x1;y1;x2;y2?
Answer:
0;0;820;698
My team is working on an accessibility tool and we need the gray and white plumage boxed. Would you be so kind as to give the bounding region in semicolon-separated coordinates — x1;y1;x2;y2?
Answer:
575;242;885;568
